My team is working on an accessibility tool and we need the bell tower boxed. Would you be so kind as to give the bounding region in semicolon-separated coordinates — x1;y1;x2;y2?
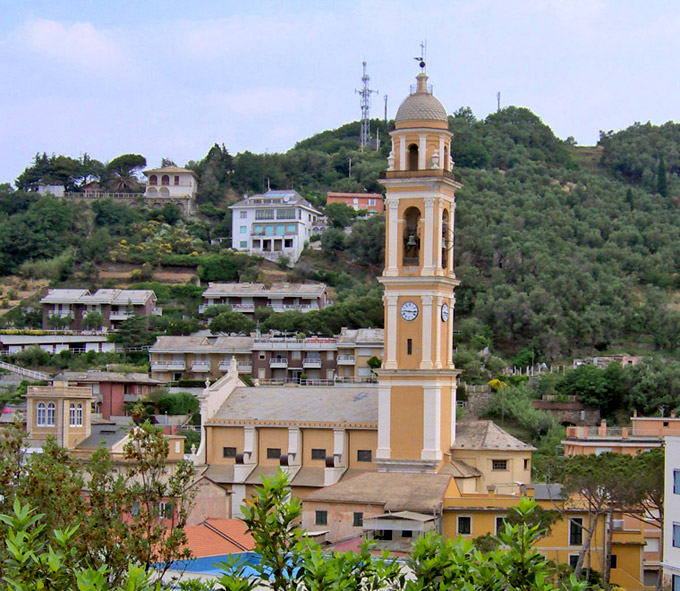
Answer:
376;67;461;473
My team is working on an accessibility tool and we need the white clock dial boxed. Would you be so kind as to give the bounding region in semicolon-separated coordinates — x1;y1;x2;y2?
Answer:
400;301;419;321
441;303;449;322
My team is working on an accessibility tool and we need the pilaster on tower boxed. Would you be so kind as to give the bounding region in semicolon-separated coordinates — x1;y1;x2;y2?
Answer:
375;66;462;474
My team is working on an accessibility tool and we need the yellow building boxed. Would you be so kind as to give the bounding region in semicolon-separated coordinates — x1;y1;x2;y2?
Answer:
26;382;93;449
443;487;647;591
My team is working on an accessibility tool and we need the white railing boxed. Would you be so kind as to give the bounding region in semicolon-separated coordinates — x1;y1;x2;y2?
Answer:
256;376;377;387
237;362;252;372
109;312;131;320
337;355;356;364
191;362;211;372
269;358;289;368
302;357;322;368
0;360;50;382
150;361;186;371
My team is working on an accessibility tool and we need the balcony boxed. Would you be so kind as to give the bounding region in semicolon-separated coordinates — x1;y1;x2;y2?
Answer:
238;362;253;373
337;355;356;365
269;357;288;369
150;360;186;371
191;361;211;373
303;357;322;369
109;311;131;321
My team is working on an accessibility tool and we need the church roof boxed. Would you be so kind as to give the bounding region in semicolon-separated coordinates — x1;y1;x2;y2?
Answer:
303;471;453;513
209;385;377;426
395;73;448;124
453;420;536;451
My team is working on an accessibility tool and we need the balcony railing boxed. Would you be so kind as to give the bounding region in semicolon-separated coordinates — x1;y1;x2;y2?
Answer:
269;358;288;368
109;312;131;321
302;357;322;368
150;361;186;371
337;355;356;364
256;376;377;386
237;362;252;372
191;362;211;372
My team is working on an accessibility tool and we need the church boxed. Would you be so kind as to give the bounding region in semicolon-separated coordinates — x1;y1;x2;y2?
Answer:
187;68;647;586
191;65;532;522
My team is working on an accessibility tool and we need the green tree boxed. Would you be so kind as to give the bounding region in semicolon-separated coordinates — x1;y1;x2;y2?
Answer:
209;311;256;335
108;315;157;350
83;311;105;331
324;202;357;229
0;500;160;591
104;154;147;192
0;420;195;587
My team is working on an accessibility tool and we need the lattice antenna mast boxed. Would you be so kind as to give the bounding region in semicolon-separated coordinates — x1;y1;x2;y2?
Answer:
356;61;378;152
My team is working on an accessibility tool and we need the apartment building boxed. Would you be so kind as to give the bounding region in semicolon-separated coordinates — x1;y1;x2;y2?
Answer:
326;192;384;215
148;329;384;383
199;282;328;315
40;288;160;331
149;335;254;382
229;190;321;263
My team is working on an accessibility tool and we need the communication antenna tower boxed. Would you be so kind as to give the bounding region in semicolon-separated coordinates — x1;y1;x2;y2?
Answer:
356;61;378;152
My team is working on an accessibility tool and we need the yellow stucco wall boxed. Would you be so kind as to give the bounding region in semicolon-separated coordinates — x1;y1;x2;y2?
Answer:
390;385;423;459
205;426;245;465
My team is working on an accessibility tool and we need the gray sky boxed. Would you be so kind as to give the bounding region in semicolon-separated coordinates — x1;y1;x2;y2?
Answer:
2;0;679;185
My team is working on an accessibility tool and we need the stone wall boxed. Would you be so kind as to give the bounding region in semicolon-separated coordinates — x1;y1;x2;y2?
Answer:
462;384;495;419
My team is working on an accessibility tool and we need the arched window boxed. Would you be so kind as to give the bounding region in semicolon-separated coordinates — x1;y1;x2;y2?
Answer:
403;207;421;266
46;402;56;426
37;402;46;426
408;144;419;170
159;187;170;197
441;209;450;270
69;403;83;426
161;175;170;186
146;187;158;196
149;175;158;186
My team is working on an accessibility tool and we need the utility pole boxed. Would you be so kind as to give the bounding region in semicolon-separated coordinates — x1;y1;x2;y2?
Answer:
356;61;378;152
384;94;388;125
497;91;501;112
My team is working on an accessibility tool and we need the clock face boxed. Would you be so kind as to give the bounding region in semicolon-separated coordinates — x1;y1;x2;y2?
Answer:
400;301;419;321
441;303;450;322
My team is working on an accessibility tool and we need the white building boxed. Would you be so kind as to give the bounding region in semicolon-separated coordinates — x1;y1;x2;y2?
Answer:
664;436;680;589
143;166;197;214
229;190;321;263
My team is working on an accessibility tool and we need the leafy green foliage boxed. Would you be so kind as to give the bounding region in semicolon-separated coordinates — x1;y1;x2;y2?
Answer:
0;421;194;587
209;310;256;335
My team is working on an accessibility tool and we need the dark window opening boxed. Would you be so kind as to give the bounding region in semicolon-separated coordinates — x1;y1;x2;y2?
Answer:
376;529;393;541
267;448;282;459
223;446;237;458
458;516;471;535
357;450;372;462
408;144;419;170
353;512;363;527
407;339;413;355
402;530;412;538
570;518;583;545
610;554;617;569
315;510;327;526
402;206;421;266
311;448;326;460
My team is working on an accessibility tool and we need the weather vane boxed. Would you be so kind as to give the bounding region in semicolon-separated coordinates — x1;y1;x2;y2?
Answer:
414;40;427;71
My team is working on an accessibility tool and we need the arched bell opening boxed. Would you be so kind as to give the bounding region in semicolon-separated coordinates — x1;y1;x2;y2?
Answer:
403;207;421;266
408;144;419;171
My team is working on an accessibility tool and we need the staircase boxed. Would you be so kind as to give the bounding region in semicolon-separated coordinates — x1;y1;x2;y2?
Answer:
0;360;50;382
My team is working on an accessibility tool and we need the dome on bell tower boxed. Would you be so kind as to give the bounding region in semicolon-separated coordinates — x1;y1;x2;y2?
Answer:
395;73;448;128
